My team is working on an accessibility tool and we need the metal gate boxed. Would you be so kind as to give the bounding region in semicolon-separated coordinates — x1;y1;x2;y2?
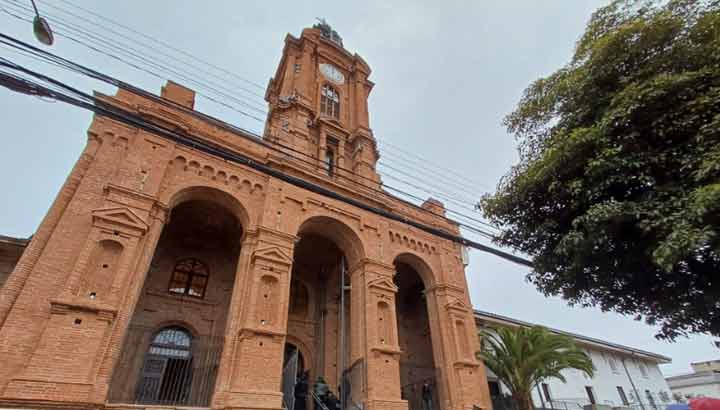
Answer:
282;349;299;410
109;324;223;407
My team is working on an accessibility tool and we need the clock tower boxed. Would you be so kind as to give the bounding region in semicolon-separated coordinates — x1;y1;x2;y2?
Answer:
264;21;381;187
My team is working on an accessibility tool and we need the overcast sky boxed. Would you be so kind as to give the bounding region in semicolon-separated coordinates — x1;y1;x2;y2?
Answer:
0;0;716;376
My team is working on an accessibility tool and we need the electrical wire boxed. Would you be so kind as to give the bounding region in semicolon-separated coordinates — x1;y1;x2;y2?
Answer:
1;1;497;219
54;0;266;92
0;56;532;267
0;23;500;233
1;1;269;115
0;34;495;243
380;139;493;190
0;30;503;240
5;0;494;206
44;0;267;103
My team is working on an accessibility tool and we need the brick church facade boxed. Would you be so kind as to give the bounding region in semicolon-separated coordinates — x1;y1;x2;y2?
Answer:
0;25;491;410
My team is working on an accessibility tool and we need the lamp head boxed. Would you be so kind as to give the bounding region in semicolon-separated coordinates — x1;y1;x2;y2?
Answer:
33;15;54;46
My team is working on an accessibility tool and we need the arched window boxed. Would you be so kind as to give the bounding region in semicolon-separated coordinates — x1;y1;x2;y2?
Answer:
149;327;192;358
320;85;340;118
168;258;208;298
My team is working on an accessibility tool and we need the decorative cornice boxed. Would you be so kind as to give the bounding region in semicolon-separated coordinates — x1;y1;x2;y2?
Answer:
453;359;481;369
49;298;118;321
370;345;402;357
256;225;299;243
91;207;148;237
251;246;293;266
239;326;286;340
350;258;395;276
425;282;465;295
367;277;398;294
445;298;471;314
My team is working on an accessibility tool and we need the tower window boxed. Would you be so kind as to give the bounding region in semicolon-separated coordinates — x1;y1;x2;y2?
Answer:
168;258;209;298
325;137;338;176
320;85;340;119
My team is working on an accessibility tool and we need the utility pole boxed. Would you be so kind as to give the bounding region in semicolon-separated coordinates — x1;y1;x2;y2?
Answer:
339;256;347;410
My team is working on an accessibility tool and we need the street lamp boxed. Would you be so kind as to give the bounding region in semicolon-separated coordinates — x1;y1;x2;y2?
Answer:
30;0;53;46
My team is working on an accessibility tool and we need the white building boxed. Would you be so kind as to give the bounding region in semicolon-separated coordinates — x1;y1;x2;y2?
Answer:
476;310;673;410
666;360;720;400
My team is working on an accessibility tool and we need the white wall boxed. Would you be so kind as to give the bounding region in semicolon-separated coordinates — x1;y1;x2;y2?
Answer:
667;372;720;400
670;383;720;400
489;346;673;408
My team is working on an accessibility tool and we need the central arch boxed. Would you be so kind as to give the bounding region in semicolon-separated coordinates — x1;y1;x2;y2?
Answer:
394;252;441;410
284;215;365;408
108;187;247;407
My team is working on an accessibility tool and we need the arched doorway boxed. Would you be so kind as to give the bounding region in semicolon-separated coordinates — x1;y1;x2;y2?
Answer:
285;216;364;410
282;343;308;410
135;326;193;404
394;255;441;410
108;190;245;407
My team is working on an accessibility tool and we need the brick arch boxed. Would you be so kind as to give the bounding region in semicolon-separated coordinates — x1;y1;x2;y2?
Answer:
295;215;366;268
164;185;252;235
149;320;200;342
284;334;313;375
391;251;437;289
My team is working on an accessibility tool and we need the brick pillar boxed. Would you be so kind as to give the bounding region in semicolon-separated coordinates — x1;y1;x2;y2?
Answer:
214;226;297;410
351;259;408;410
2;191;167;404
425;284;492;410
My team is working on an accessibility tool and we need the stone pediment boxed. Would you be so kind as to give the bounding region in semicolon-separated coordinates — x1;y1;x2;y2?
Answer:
445;298;470;313
252;246;293;266
368;277;398;293
92;207;148;235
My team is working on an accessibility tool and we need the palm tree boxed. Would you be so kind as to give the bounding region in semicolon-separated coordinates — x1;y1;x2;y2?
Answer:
478;325;595;410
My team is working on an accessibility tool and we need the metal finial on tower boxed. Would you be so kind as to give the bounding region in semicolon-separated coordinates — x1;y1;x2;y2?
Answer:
314;17;343;47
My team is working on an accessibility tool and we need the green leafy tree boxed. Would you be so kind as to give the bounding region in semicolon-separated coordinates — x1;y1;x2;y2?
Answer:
482;0;720;340
478;326;595;410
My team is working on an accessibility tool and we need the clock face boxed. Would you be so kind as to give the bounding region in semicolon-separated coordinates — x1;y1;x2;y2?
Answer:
319;63;345;85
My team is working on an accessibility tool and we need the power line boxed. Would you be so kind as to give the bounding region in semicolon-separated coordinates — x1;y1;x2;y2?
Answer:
17;0;495;202
378;150;490;200
0;55;532;267
0;25;502;237
1;1;269;116
0;6;269;127
379;162;483;209
53;0;266;93
1;1;498;221
34;0;267;104
10;0;497;205
380;140;494;191
0;7;500;232
0;32;501;241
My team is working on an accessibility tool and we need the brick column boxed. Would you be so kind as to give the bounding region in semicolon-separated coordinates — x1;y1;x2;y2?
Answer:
350;259;408;410
214;226;297;410
425;284;492;410
2;191;167;404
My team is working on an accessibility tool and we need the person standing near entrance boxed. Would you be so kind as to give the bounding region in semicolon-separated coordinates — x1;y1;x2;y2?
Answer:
422;382;434;410
294;371;308;410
